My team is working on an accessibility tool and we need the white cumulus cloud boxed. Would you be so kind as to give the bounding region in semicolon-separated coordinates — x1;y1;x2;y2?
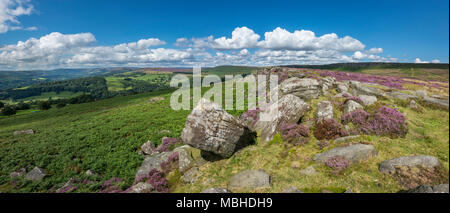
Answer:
211;26;260;50
0;0;36;33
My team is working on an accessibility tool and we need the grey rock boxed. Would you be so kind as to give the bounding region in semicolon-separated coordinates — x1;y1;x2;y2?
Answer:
317;101;333;120
282;186;305;193
135;151;173;180
344;189;353;193
299;166;318;176
129;182;154;193
10;168;26;178
313;144;378;164
253;94;311;143
201;188;230;193
336;83;349;93
85;170;96;176
181;98;255;158
387;91;417;101
358;95;377;106
228;169;270;190
343;100;363;114
174;145;194;173
333;92;352;98
149;97;164;103
321;77;336;95
25;167;47;181
350;81;385;97
181;167;199;184
409;100;419;110
141;140;156;155
403;184;449;193
415;90;427;98
378;155;441;174
422;96;449;110
333;135;360;143
13;129;34;136
279;77;321;100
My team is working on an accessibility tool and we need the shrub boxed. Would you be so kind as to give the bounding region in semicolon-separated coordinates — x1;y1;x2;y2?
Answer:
98;177;124;193
280;123;310;145
1;105;16;116
341;106;407;138
16;102;31;110
155;137;179;153
38;101;52;110
325;156;350;175
241;108;262;128
132;169;169;193
313;118;349;140
56;102;67;108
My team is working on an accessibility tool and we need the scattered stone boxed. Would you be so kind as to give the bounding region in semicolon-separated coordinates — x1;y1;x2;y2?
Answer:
313;144;378;164
344;189;353;193
181;167;199;184
13;129;34;136
159;129;171;134
290;161;301;169
409;100;419;110
228;170;270;190
282;186;304;193
129;182;154;193
25;167;47;181
201;188;230;193
387;91;418;101
141;140;156;155
415;90;427;98
402;184;449;193
299;166;318;176
333;135;360;143
85;170;96;176
358;95;377;106
181;98;255;158
278;77;321;100
350;81;385;97
378;155;441;174
149;97;164;103
317;101;333;120
422;96;449;110
333;92;351;98
10;168;26;178
135;151;174;180
343;100;363;114
253;94;311;143
336;83;349;93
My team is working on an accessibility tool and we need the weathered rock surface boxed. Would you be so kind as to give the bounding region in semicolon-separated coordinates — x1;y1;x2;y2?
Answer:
313;144;378;164
135;151;173;180
358;95;377;106
299;166;318;176
181;167;199;184
201;188;230;193
336;83;349;93
321;77;336;95
278;77;321;100
387;91;417;101
181;98;255;158
343;100;363;114
402;184;449;193
333;92;351;98
25;167;47;181
85;170;96;176
129;182;154;193
174;145;195;173
415;90;427;98
10;168;26;178
378;155;441;174
350;81;385;97
333;135;360;143
317;101;333;120
409;100;419;110
13;129;34;136
253;94;311;143
228;170;270;190
422;96;449;110
141;140;156;155
282;186;304;193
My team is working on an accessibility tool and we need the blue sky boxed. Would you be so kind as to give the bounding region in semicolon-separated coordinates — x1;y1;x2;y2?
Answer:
0;0;448;70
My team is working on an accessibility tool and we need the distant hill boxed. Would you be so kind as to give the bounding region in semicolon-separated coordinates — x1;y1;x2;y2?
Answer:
283;62;449;72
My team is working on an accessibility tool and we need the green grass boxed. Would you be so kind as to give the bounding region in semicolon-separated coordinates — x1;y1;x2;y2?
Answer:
17;91;85;102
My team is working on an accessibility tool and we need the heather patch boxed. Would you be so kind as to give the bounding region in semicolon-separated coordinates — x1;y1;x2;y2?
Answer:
324;156;351;175
313;118;349;140
131;169;169;193
280;123;310;146
155;137;180;153
391;165;449;190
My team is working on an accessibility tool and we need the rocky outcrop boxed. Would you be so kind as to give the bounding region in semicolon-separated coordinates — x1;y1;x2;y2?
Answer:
129;182;154;193
278;77;321;100
140;140;156;155
317;101;333;120
181;99;255;158
387;91;417;101
253;94;311;143
228;169;270;190
313;144;378;164
321;76;336;95
336;83;349;93
350;81;385;97
422;96;449;110
378;155;441;174
25;167;47;181
343;100;363;114
181;167;199;184
402;184;449;193
135;151;173;180
358;95;377;106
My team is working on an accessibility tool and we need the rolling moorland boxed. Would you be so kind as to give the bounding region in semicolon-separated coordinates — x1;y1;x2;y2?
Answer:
0;63;448;193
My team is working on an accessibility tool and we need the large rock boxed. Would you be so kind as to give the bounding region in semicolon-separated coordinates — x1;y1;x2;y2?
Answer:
25;167;47;181
317;101;333;120
321;77;336;95
350;81;385;97
135;151;173;180
278;77;321;100
336;83;349;93
181;99;255;158
387;91;417;101
343;100;363;114
228;169;270;190
141;140;156;155
181;167;199;184
173;145;195;173
422;96;449;110
313;144;378;164
402;184;449;193
128;182;154;193
415;90;427;98
378;155;441;174
13;129;34;136
253;94;311;143
358;95;377;106
201;188;230;193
